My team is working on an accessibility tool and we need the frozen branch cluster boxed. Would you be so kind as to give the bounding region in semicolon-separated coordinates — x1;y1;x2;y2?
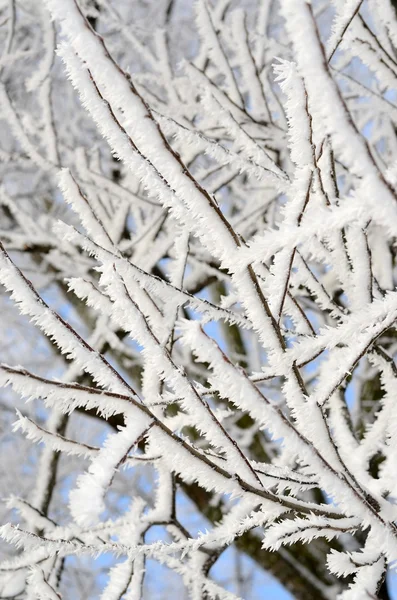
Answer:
1;0;397;598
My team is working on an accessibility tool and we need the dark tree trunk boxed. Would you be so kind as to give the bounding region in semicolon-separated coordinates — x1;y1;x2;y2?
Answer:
378;580;391;600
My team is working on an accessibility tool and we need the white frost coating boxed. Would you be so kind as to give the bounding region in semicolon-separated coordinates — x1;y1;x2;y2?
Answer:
348;36;397;91
26;567;61;600
145;427;240;498
266;291;397;376
0;85;54;171
234;195;373;270
0;572;26;598
279;0;397;231
99;500;146;600
0;522;131;558
195;84;285;177
179;322;333;464
195;1;242;107
69;415;150;527
273;59;313;167
230;9;270;121
343;226;372;310
0;364;136;420
25;6;55;93
372;0;397;49
327;0;363;61
327;540;386;599
56;44;181;214
44;0;239;264
367;225;394;291
0;246;136;397
13;409;97;460
44;0;308;367
178;320;397;543
268;60;314;316
58;169;115;251
263;515;359;551
94;262;262;486
337;559;385;599
268;167;312;317
2;0;397;594
59;221;249;328
157;112;284;187
99;559;136;600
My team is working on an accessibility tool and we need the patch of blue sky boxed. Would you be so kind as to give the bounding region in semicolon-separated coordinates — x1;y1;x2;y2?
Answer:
388;570;397;600
143;558;186;599
385;89;397;103
211;545;294;600
344;370;359;412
